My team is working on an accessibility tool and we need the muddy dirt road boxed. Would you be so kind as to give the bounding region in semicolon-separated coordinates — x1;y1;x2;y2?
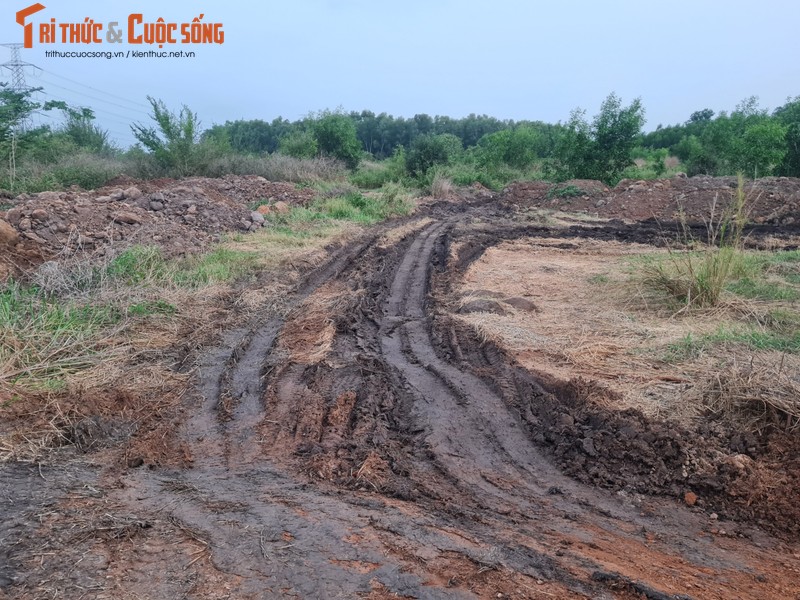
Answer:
3;196;800;599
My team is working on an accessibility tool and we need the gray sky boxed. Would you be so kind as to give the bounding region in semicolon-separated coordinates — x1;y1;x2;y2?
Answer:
1;0;798;148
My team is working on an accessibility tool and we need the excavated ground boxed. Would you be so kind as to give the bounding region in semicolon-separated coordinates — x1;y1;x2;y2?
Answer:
2;191;800;599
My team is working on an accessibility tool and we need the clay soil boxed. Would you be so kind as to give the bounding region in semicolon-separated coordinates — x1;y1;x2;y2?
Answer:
2;180;800;599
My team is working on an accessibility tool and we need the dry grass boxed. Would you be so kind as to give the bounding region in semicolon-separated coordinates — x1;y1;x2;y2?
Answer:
431;173;454;199
454;236;800;429
376;218;433;250
689;355;800;433
279;282;363;365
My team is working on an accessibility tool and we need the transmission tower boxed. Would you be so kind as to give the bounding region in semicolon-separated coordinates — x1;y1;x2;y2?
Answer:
1;43;40;190
1;43;35;91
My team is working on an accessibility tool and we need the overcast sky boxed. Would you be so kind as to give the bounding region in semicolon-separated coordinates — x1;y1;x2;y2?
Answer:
1;0;798;148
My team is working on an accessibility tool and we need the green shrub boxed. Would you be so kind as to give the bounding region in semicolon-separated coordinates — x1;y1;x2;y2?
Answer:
405;134;462;176
350;150;407;189
547;184;584;199
312;112;362;169
278;130;318;159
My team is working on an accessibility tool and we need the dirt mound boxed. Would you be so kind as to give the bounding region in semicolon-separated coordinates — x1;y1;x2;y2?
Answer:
0;176;313;281
435;221;800;540
504;175;800;224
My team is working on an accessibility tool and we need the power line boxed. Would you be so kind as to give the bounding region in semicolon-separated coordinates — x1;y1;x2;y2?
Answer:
37;89;143;124
37;67;151;111
29;72;151;117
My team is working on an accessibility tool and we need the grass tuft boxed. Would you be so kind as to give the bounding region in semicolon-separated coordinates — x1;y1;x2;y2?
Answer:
641;174;750;308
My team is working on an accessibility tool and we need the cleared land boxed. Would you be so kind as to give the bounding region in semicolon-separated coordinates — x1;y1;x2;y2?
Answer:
1;176;800;599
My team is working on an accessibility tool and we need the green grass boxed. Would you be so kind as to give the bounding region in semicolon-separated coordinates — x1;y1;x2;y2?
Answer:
726;277;799;301
588;273;610;284
0;284;124;384
107;246;168;284
104;245;262;288
665;325;800;362
174;248;261;286
640;175;750;308
267;184;413;228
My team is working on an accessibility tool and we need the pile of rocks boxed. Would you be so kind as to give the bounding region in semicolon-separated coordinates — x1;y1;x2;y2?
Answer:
0;175;314;281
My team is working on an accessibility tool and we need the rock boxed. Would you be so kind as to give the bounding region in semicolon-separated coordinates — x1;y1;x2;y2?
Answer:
110;190;125;201
5;208;22;226
95;196;112;203
504;297;538;312
22;231;48;244
111;211;143;225
19;218;31;231
581;438;597;457
127;456;144;469
149;201;164;211
273;201;290;214
674;172;688;179
30;208;48;222
186;204;197;215
458;299;509;315
124;187;143;200
150;192;165;202
0;219;19;246
684;491;698;506
558;413;574;428
37;191;61;202
595;199;607;207
250;211;265;224
256;204;271;216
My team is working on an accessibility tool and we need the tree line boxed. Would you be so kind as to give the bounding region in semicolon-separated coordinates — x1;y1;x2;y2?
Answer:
1;83;799;194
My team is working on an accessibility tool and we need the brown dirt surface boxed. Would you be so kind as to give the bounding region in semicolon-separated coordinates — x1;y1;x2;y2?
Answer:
2;187;800;599
504;175;800;225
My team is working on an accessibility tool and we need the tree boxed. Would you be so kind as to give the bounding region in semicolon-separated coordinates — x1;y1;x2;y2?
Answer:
689;109;714;124
405;133;462;176
478;127;541;169
312;111;362;169
774;97;800;176
131;96;202;176
278;130;318;159
43;101;111;154
553;93;645;184
697;98;787;177
0;86;46;189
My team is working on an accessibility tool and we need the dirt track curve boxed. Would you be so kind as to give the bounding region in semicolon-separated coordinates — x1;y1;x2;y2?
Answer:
3;195;800;599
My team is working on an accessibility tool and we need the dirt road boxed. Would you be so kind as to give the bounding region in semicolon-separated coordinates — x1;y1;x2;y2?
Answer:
3;195;800;599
